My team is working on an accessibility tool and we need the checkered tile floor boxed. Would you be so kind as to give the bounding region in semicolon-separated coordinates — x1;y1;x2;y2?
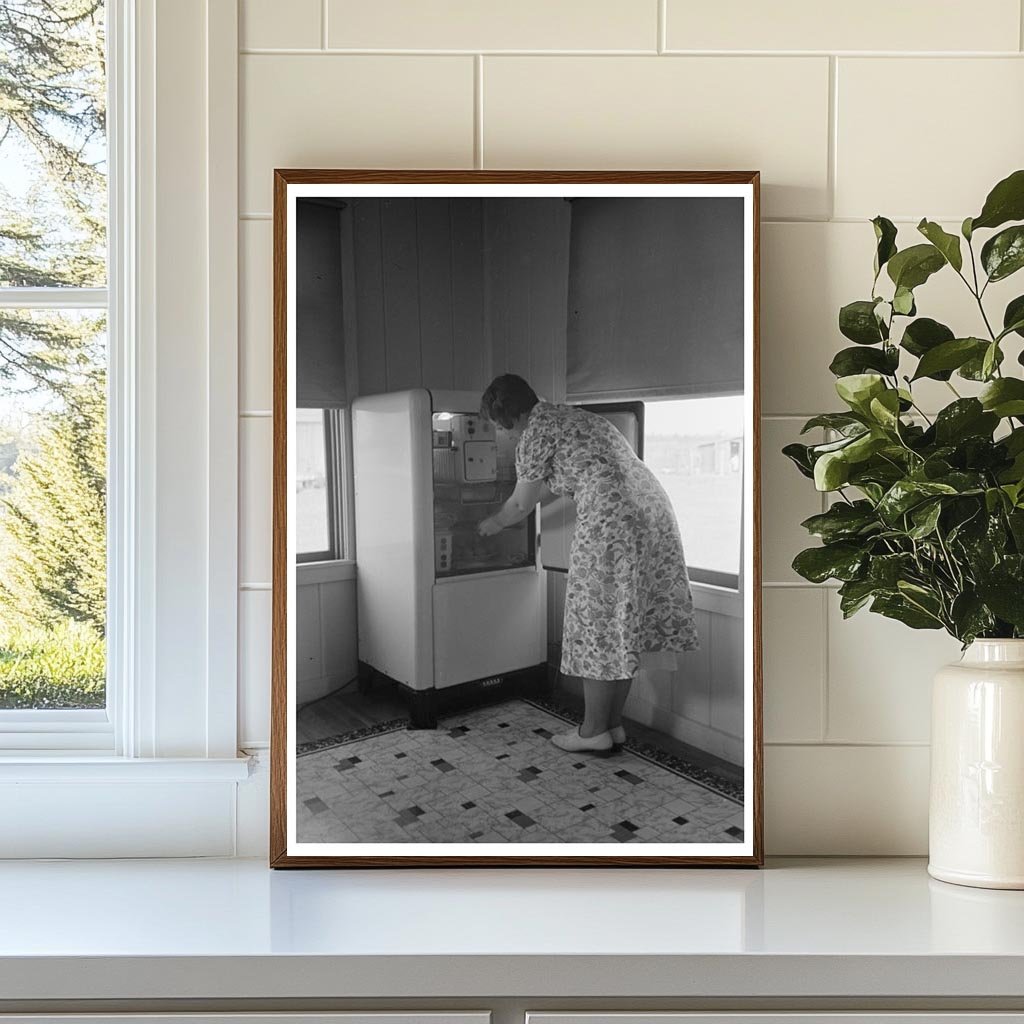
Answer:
296;699;744;844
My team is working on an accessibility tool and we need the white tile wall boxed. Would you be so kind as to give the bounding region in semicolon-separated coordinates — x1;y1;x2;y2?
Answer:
236;2;1024;853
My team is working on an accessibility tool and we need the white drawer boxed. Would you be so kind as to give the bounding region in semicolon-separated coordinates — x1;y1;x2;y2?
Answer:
0;1015;489;1024
527;1016;1024;1024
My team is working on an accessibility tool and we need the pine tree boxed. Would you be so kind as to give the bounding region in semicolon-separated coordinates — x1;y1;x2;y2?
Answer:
0;370;105;633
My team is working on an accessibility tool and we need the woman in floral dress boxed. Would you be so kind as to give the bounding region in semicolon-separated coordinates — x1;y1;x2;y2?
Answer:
478;374;698;754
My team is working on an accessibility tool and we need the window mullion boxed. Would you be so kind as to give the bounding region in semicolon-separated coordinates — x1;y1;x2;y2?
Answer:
0;288;108;310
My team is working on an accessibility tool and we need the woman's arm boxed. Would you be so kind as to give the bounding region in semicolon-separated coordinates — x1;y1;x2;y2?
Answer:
478;479;544;535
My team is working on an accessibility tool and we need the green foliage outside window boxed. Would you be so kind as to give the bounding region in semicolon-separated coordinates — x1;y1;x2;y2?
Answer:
0;1;107;708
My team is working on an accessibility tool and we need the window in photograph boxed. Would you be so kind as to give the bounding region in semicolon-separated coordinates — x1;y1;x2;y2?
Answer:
0;1;108;711
644;396;744;590
295;407;344;563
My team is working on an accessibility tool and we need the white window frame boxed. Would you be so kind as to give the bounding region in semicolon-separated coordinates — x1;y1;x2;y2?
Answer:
0;0;248;857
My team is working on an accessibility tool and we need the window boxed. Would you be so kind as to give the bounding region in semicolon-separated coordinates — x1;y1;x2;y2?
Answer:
644;396;744;590
0;2;108;714
296;408;345;563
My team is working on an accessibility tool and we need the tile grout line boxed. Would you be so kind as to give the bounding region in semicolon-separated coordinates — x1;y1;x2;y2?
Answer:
827;55;838;221
474;54;484;169
237;47;1024;57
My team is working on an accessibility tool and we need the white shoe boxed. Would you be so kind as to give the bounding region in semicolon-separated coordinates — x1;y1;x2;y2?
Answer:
551;727;614;755
609;725;626;748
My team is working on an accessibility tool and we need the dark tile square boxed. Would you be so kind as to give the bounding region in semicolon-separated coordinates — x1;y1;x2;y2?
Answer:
498;722;510;729
533;727;553;739
333;757;361;772
448;725;470;737
394;752;408;759
673;815;689;826
611;824;637;842
579;803;595;812
496;753;510;760
573;762;586;769
303;797;328;814
462;801;477;810
431;758;456;773
469;830;484;839
725;825;744;839
614;769;644;786
378;790;395;797
505;809;536;829
588;785;601;793
617;819;640;833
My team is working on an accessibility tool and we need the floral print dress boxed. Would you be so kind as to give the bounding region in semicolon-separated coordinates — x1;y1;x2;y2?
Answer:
516;402;699;681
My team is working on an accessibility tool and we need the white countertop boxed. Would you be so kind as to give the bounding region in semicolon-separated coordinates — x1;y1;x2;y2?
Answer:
1;856;1024;1001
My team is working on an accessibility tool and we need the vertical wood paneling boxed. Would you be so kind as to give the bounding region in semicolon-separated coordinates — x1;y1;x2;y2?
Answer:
416;199;456;390
319;579;358;683
450;199;486;391
671;609;713;726
381;199;422;391
710;613;745;738
352;200;387;395
295;583;322;684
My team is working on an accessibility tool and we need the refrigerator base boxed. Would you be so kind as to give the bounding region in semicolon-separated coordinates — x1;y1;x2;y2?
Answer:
357;661;551;730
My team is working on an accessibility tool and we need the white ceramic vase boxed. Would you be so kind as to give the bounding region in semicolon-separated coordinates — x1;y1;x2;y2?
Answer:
929;638;1024;889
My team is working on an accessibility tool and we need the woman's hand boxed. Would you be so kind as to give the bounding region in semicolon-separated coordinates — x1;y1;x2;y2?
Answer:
477;516;503;537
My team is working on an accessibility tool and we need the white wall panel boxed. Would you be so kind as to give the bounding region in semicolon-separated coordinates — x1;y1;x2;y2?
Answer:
241;0;322;49
328;0;657;51
240;55;474;214
836;58;1024;221
239;416;273;586
483;56;831;220
763;588;825;743
239;590;272;747
240;219;273;411
666;0;1021;52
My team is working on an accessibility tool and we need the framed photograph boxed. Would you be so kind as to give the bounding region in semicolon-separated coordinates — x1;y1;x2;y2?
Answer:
270;170;762;867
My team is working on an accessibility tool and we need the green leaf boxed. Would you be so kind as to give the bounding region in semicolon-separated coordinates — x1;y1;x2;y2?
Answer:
782;442;815;479
911;337;988;381
869;552;915;587
800;413;866;435
900;317;955;360
962;216;974;241
877;479;958;524
835;373;886;413
971;168;1024;232
959;344;1004;381
792;543;866;584
814;450;850;491
829;345;899;378
872;215;898;277
976;575;1024;629
871;594;943;630
1003;295;1024;339
886;243;946;291
980;378;1024;418
800;501;879;543
839;299;887;345
950;593;995;644
868;389;902;430
933;399;999;445
982;341;1001;381
908;500;943;539
981;225;1024;283
917;218;963;272
892;286;916;316
838;578;880;618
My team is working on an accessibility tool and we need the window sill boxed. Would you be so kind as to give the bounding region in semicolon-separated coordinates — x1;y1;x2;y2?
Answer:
296;558;357;586
0;754;253;782
690;580;743;618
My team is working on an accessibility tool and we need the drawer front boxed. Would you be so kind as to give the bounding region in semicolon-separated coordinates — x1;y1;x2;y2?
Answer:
0;1015;490;1024
528;1016;1024;1024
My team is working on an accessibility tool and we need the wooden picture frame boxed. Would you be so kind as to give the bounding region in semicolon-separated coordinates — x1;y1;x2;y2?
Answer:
271;170;763;867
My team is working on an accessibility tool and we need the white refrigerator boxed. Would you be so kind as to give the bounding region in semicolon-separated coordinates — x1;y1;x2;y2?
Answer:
351;388;547;728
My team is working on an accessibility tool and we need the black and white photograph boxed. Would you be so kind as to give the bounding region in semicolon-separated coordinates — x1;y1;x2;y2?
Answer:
272;172;762;866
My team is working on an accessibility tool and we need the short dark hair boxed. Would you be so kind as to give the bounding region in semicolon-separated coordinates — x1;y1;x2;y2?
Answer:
480;374;539;430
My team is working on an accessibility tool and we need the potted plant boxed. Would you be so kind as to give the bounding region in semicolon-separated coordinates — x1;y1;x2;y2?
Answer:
785;168;1024;889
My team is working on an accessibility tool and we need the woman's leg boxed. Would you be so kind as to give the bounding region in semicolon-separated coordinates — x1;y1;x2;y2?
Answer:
580;677;626;737
607;677;633;729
